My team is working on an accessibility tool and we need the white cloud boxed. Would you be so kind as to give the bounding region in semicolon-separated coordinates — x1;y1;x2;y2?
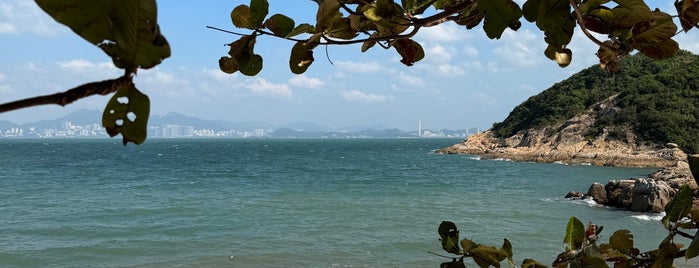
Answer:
463;46;479;58
436;64;465;77
396;72;426;87
244;78;292;98
335;61;382;74
491;29;543;69
57;59;121;78
288;75;325;89
340;90;393;103
0;22;14;33
425;44;455;64
416;23;474;43
0;0;66;36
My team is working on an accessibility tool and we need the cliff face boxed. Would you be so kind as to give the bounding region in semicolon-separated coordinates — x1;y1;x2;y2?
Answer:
438;95;687;168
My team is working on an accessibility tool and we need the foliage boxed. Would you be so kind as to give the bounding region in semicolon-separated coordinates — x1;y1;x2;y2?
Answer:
212;0;699;76
491;50;699;154
438;187;699;267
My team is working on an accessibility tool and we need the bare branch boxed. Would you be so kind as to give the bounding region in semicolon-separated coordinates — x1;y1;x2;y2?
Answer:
0;76;133;114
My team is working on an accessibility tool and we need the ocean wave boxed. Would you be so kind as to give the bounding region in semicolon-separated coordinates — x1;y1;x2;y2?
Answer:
630;212;665;221
469;156;481;160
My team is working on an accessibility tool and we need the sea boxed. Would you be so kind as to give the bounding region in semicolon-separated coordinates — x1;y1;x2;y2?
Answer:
0;138;687;267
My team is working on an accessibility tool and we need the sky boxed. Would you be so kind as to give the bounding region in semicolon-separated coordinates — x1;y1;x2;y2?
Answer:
0;0;697;131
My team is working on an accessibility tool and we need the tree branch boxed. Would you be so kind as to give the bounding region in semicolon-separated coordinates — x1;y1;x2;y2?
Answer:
568;0;613;50
0;76;133;113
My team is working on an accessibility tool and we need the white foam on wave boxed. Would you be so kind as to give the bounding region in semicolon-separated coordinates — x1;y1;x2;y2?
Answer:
469;156;481;160
491;158;512;162
630;212;665;221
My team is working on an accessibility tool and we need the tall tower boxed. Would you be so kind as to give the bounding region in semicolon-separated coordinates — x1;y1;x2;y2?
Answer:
418;120;422;137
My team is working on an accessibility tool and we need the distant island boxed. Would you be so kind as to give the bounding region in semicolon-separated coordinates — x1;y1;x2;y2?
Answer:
0;109;477;139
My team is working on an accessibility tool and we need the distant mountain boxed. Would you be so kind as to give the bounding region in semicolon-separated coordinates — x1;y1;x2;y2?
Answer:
23;109;102;129
0;120;19;129
5;109;471;138
149;112;223;130
269;127;416;138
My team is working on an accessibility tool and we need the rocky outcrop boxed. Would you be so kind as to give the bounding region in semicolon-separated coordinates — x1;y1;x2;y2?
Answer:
438;95;687;168
567;162;698;213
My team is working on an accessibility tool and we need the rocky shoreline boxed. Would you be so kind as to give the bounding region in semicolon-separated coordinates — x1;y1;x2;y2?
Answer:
438;129;697;213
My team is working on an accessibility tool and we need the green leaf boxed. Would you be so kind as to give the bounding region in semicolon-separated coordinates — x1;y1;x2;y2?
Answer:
522;259;548;268
564;217;585;251
289;42;315;74
609;229;634;255
218;56;239;74
663;185;693;229
476;0;522;39
315;0;341;32
36;0;170;70
231;5;255;29
239;54;263;76
264;14;295;37
632;10;677;44
402;0;437;15
689;154;699;187
438;221;461;255
102;84;150;145
393;39;424;66
686;229;699;259
249;0;269;27
581;256;609;268
286;23;315;38
522;0;575;46
635;37;679;60
469;245;508;268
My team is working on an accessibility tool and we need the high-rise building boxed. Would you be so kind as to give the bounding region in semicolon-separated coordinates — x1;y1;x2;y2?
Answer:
418;120;422;137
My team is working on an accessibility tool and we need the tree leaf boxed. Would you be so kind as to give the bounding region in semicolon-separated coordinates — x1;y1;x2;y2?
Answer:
564;217;585;251
36;0;170;70
286;23;315;38
686;229;699;259
438;221;461;255
231;5;255;29
289;42;315;74
609;229;634;255
102;84;150;145
249;0;269;28
315;0;341;33
635;38;679;60
240;54;263;76
676;0;699;32
689;154;699;187
522;259;548;268
393;39;424;66
264;14;295;37
662;185;693;229
470;245;508;268
218;56;239;74
632;10;677;44
476;0;522;39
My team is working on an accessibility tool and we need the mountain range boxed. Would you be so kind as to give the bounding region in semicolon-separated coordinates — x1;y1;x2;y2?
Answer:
0;109;475;138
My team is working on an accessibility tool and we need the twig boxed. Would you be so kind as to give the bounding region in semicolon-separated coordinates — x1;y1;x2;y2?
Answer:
0;76;133;113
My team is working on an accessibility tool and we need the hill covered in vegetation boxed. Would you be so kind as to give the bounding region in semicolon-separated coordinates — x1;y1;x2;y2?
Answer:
491;50;699;154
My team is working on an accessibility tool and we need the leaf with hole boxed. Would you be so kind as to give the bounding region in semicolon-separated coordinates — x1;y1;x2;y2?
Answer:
102;84;150;145
438;221;461;255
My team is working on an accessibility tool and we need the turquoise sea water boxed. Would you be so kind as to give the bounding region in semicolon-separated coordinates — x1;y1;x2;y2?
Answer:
0;138;681;267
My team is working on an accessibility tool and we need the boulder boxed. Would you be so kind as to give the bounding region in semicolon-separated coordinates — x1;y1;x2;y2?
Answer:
629;178;674;213
586;183;607;204
565;191;584;200
604;180;635;209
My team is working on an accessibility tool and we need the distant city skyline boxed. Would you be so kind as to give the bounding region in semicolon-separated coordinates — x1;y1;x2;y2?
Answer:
1;1;696;131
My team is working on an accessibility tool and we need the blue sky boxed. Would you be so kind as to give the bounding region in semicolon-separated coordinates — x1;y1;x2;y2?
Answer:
0;0;697;131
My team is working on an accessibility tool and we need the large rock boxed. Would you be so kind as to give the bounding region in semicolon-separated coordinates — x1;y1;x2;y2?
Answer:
629;178;674;212
587;183;607;204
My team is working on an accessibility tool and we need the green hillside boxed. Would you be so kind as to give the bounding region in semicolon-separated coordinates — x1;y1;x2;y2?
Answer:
491;50;699;154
